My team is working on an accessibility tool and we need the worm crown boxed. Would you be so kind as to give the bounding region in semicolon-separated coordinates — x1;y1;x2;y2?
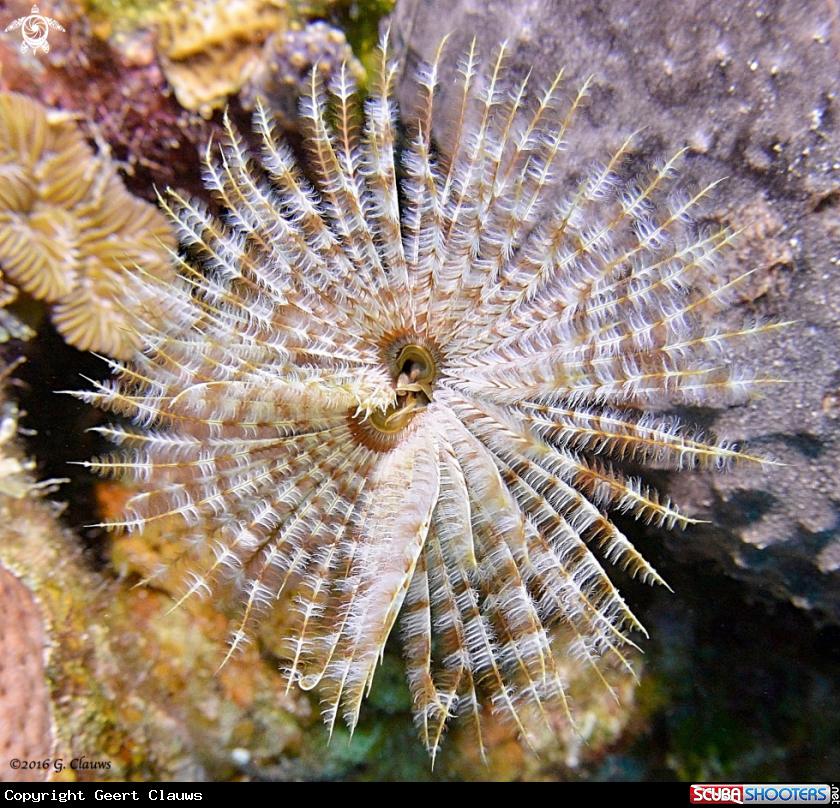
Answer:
72;36;779;760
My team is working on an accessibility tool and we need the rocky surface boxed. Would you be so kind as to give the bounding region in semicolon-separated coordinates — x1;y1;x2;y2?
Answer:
391;0;840;624
0;567;53;782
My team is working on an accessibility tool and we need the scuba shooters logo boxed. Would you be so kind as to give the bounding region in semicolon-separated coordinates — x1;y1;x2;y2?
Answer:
690;785;834;805
4;5;64;54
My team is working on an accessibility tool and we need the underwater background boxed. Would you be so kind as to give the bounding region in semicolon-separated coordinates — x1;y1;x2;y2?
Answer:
1;0;839;782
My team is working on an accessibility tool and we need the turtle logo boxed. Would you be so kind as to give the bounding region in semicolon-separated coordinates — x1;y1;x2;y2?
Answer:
5;5;65;54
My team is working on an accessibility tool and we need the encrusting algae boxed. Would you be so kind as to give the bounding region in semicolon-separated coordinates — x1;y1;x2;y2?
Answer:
0;91;176;359
71;35;783;762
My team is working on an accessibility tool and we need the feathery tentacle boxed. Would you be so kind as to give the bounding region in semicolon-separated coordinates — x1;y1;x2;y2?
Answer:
75;36;776;758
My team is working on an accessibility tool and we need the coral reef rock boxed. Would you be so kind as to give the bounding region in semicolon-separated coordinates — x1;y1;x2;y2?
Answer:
0;0;220;204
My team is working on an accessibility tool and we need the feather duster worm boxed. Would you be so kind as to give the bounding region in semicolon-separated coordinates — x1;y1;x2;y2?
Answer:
72;39;780;759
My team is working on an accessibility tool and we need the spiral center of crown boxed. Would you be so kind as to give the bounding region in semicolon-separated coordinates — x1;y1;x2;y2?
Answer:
369;344;436;434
